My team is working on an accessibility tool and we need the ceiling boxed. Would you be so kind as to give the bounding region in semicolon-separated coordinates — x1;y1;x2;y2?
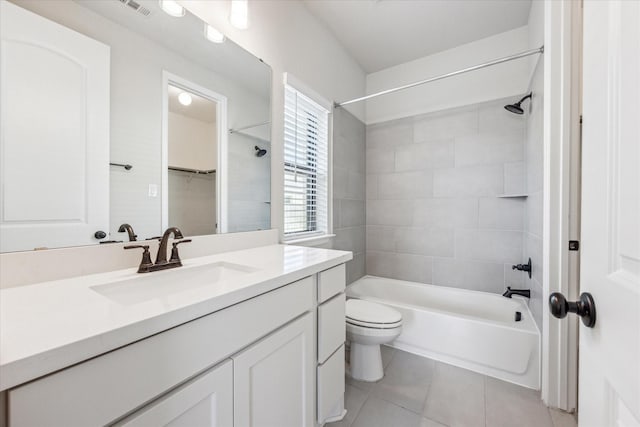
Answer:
303;0;532;73
168;85;217;123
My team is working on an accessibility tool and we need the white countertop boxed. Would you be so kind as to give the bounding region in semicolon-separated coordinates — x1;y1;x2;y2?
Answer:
0;244;352;391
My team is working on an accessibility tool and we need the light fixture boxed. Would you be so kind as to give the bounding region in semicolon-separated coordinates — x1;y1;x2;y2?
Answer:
229;0;248;29
205;24;225;43
178;92;192;106
158;0;185;17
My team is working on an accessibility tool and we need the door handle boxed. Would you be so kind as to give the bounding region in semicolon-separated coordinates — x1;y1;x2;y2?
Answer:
549;292;596;328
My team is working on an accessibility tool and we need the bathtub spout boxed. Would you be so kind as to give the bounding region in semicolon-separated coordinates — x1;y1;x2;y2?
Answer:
503;287;531;299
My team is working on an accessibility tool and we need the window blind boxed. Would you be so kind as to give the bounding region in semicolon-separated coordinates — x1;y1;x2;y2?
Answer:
283;85;329;239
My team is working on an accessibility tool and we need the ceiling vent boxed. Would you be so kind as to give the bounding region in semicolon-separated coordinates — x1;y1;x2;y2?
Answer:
117;0;152;17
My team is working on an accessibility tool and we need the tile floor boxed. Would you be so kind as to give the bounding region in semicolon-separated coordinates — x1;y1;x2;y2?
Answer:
328;347;578;427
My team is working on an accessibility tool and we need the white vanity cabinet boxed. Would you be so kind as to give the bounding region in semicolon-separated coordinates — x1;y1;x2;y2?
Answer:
234;313;314;427
114;359;233;427
3;262;348;427
316;264;347;424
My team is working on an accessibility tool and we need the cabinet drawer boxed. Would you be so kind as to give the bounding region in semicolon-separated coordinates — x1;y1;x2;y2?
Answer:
114;359;233;427
317;344;345;424
318;264;346;303
8;277;313;427
318;293;345;363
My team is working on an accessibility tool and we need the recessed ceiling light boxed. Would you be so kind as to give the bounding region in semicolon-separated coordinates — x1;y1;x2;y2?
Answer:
178;92;192;106
229;0;248;29
205;24;225;43
158;0;185;17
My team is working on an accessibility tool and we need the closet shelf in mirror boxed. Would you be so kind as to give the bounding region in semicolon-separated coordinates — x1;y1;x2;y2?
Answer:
168;166;216;175
496;194;528;198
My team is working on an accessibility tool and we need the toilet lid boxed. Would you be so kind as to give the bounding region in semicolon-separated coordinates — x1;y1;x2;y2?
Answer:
346;299;402;326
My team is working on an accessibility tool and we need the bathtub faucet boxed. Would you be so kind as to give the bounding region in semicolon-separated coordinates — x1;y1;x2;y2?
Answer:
502;287;531;299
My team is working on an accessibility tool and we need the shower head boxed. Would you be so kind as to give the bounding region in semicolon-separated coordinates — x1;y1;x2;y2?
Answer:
504;93;532;115
255;146;267;157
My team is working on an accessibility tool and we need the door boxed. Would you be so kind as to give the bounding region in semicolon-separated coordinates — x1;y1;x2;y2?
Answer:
580;1;640;426
0;0;109;252
114;359;233;427
233;313;314;427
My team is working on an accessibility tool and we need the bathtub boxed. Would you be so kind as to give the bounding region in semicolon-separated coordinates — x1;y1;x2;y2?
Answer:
347;276;540;389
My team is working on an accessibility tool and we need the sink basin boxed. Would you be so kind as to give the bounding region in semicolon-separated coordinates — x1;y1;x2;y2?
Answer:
91;262;260;305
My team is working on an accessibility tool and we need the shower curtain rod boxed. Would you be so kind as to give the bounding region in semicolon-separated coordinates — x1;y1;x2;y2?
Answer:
335;46;544;108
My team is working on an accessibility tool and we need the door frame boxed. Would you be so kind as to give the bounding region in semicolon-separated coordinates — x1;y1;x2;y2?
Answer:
541;0;582;412
161;71;228;233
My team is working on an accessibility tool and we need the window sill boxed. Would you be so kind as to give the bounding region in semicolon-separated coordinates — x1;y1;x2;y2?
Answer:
283;234;336;247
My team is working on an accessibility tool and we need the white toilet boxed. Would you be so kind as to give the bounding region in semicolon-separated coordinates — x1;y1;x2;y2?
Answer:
346;299;403;382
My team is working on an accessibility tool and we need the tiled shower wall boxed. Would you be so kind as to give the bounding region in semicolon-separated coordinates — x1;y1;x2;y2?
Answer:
366;97;531;294
330;108;367;284
524;58;545;329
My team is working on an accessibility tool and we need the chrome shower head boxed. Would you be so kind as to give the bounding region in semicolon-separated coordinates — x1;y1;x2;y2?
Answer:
255;146;267;157
504;93;532;115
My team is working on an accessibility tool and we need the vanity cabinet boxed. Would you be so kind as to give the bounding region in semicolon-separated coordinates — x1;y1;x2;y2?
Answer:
4;262;348;427
234;313;314;427
114;360;233;427
316;264;347;424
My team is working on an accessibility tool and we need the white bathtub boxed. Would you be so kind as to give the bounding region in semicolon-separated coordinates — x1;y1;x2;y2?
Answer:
347;276;540;389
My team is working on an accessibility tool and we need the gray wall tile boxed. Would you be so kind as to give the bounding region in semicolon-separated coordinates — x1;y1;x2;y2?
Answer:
395;227;454;257
378;171;433;199
478;198;524;230
433;165;504;197
504;161;526;194
414;105;478;142
366;117;413;149
433;258;505;294
455;131;524;167
341;199;366;228
365;98;531;296
367;199;414;226
413;198;478;228
395;139;454;171
455;229;523;264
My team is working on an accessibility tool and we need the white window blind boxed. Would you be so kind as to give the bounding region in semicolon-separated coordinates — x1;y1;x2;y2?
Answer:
283;84;330;239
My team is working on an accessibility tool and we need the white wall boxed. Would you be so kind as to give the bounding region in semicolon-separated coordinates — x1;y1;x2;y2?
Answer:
168;112;217;171
180;1;367;237
365;26;530;124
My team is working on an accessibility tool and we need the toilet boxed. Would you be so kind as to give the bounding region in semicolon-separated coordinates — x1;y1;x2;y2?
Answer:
346;299;403;382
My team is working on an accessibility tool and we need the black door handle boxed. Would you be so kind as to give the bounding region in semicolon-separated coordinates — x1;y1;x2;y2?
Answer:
549;292;596;328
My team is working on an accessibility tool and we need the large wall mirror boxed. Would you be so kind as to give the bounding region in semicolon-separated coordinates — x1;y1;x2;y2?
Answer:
0;0;272;252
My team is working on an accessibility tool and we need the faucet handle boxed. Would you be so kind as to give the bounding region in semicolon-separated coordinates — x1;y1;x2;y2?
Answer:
124;244;154;273
170;239;192;264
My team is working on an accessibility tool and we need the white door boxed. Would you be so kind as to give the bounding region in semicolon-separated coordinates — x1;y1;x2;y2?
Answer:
115;359;233;427
233;313;314;427
0;0;110;252
580;1;640;426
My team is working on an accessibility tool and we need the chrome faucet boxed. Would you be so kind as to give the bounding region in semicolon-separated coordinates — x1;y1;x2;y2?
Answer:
125;227;191;273
118;223;137;241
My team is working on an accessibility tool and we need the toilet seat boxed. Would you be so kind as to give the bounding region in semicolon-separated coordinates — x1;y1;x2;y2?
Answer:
346;299;402;329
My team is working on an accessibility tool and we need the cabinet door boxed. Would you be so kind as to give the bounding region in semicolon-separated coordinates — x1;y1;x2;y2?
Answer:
233;313;314;427
114;360;233;427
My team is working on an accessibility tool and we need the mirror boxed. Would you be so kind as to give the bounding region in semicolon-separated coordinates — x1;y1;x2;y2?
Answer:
0;0;272;252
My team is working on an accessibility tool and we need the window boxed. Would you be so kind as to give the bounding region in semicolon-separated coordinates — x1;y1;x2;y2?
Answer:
283;84;330;240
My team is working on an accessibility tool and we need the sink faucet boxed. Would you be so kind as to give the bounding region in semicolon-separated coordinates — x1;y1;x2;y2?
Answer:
118;223;137;241
125;227;191;273
156;227;184;265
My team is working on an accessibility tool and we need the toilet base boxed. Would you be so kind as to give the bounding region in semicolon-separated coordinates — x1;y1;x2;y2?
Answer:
349;342;383;382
